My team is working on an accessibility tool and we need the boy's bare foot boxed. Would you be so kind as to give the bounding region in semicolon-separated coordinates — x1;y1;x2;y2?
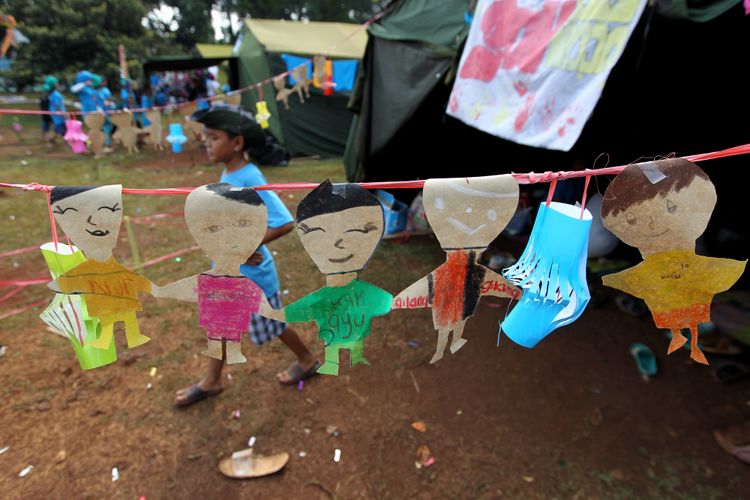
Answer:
276;358;320;385
175;378;223;407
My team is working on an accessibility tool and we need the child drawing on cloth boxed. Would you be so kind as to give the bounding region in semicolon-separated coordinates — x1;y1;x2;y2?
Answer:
47;185;153;350
167;104;318;407
266;180;393;376
392;175;521;364
601;158;746;365
155;184;276;364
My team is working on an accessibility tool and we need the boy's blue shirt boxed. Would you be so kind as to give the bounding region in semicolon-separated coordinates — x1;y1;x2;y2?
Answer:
48;90;66;126
221;163;294;297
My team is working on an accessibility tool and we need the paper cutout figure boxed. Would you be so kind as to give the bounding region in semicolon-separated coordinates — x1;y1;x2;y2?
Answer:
63;119;88;154
501;202;592;348
83;112;106;157
38;243;117;370
392;175;522;363
154;183;276;364
166;123;187;153
255;100;271;129
142;110;164;151
47;185;154;351
111;111;140;154
601;158;747;364
224;93;242;107
180;102;205;142
273;76;292;110
268;180;392;376
290;65;311;103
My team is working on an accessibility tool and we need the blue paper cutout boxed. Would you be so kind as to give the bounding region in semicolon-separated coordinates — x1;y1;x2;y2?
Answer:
501;202;592;348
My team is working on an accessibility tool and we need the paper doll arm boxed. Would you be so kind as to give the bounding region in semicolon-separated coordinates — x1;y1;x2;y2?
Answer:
602;268;642;298
258;295;286;322
152;275;198;302
47;279;63;294
480;269;522;300
392;276;430;309
704;258;747;294
53;275;87;295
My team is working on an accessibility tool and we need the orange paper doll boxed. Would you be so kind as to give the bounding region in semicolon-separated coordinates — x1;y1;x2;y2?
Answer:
601;159;746;364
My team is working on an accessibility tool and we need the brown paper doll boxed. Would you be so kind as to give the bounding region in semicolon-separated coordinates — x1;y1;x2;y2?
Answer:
601;158;746;364
83;112;106;157
393;175;522;363
111;111;140;154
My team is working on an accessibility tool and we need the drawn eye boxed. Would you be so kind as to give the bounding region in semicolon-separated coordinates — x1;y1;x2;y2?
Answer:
233;219;250;228
299;223;324;234
346;222;378;234
666;200;677;214
625;213;637;225
207;225;221;233
53;206;78;215
97;203;121;212
487;209;497;221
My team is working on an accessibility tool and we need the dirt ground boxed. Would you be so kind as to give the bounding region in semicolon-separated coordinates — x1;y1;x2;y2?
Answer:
1;129;749;499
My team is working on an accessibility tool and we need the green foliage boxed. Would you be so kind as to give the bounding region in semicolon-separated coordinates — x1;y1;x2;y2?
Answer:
2;0;174;90
223;0;386;24
148;0;214;48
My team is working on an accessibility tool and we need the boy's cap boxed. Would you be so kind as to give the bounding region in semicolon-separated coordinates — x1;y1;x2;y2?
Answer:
191;103;265;154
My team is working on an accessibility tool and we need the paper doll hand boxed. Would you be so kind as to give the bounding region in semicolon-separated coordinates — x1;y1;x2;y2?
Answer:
47;279;62;293
258;296;286;321
154;275;198;302
392;276;430;309
480;269;522;300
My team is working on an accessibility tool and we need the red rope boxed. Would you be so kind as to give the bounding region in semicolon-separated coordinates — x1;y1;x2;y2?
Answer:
1;143;748;195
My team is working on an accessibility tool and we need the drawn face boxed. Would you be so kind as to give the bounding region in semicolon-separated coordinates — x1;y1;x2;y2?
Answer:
602;176;716;255
52;185;123;259
297;206;385;275
423;175;520;250
184;186;268;267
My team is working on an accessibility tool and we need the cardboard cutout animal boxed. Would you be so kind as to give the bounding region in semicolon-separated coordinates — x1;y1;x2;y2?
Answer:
111;111;140;154
83;112;106;157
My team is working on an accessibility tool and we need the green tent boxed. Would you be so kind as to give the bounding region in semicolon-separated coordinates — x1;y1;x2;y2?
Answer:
344;0;472;181
235;19;368;158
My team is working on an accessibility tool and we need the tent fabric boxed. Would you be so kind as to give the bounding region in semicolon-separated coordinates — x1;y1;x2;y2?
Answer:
368;0;471;53
653;0;741;21
196;43;233;59
236;20;365;158
281;53;313;84
244;19;368;59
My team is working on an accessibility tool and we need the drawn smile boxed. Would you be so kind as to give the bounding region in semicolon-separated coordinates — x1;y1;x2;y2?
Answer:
329;254;354;263
447;217;486;236
642;228;669;238
86;229;110;237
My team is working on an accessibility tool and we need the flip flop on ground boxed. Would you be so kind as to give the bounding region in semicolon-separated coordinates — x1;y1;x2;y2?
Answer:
276;360;321;385
219;448;289;479
174;384;223;407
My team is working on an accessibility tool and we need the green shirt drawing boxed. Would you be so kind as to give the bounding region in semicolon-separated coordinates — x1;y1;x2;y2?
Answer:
285;279;392;375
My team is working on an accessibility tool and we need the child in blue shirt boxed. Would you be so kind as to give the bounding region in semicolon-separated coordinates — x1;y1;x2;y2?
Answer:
174;103;320;407
41;76;66;141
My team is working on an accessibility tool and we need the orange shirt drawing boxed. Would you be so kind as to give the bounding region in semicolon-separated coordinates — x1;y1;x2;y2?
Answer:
57;258;152;317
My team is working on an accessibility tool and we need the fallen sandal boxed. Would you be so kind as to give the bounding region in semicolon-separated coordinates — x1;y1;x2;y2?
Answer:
175;384;223;407
713;421;750;465
629;343;657;379
278;360;321;386
219;448;289;479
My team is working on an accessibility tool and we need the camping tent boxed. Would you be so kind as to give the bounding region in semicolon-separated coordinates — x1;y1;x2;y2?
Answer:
234;19;367;158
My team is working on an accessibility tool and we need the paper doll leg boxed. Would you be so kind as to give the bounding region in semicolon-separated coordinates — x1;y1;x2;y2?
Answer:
87;316;115;350
689;326;708;365
449;321;468;354
667;328;688;354
123;312;150;348
430;329;451;364
318;346;340;376
202;338;223;360
225;341;247;365
349;340;370;367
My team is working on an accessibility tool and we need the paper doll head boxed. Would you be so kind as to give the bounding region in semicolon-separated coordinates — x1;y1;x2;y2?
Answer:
50;185;123;261
423;175;520;251
296;180;384;275
601;158;716;256
184;183;268;269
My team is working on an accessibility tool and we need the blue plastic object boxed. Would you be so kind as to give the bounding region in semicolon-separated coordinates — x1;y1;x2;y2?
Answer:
374;189;408;235
166;123;188;153
501;202;592;348
629;342;658;377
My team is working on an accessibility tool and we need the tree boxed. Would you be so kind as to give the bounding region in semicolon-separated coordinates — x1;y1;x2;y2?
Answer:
223;0;386;24
1;0;176;90
148;0;214;49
